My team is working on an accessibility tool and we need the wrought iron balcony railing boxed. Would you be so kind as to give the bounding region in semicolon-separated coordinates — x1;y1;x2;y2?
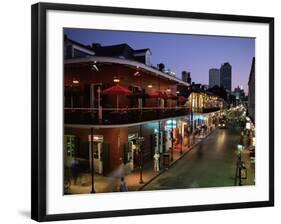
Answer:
64;106;190;125
192;107;221;113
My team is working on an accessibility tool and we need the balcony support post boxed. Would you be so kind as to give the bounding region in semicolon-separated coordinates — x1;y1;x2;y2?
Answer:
90;127;96;193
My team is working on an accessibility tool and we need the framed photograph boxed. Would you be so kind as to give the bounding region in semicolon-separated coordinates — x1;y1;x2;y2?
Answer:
31;2;274;222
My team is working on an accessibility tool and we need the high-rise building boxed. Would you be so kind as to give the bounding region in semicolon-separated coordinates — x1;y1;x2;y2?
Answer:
220;62;232;92
181;71;191;85
248;57;255;123
209;68;220;88
233;85;246;101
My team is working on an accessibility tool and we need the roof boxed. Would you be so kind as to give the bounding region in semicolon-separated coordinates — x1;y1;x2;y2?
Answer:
134;48;152;54
64;35;92;51
94;43;134;58
94;44;152;59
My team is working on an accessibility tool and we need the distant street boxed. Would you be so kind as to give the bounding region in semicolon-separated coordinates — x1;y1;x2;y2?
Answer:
142;127;246;191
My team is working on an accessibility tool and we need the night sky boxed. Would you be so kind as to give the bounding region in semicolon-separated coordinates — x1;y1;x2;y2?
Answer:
64;28;255;94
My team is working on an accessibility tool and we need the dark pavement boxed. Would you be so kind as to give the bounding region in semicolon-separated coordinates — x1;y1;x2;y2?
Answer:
142;127;249;191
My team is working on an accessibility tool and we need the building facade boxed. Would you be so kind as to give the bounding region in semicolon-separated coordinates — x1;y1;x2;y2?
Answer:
233;86;246;102
63;37;224;191
209;68;220;88
64;37;195;178
248;57;255;123
220;62;232;92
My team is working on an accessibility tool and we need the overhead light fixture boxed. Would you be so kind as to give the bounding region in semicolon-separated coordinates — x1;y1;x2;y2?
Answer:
133;71;140;76
72;79;79;84
113;77;120;83
147;84;153;88
166;88;171;92
176;91;180;94
91;61;99;71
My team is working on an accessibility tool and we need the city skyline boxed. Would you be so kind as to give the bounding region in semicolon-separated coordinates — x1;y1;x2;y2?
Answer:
64;28;255;94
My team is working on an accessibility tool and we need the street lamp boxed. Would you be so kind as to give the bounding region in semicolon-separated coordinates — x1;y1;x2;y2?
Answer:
235;144;246;186
136;136;144;184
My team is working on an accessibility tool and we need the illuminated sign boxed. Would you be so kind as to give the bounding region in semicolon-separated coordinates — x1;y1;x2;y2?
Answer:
165;120;176;130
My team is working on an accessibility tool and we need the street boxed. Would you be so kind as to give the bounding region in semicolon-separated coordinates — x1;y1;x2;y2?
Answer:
141;127;253;191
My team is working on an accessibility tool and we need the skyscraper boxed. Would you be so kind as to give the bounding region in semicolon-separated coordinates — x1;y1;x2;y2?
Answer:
181;71;191;85
220;62;232;92
233;85;246;101
209;68;220;88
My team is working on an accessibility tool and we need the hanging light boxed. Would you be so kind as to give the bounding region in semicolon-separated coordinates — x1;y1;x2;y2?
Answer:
91;61;99;71
72;78;79;84
133;71;140;76
133;65;141;76
113;76;120;83
147;84;153;88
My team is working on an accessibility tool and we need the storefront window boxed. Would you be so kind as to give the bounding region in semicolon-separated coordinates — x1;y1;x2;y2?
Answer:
65;135;76;157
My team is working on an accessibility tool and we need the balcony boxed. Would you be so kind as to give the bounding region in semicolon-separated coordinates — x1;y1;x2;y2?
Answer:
192;107;221;113
64;107;190;125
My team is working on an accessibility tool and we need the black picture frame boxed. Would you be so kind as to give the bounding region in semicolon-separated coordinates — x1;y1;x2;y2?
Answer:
31;2;274;222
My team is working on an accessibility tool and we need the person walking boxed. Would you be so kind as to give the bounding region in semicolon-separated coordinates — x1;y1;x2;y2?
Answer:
71;158;79;185
153;152;160;172
119;177;128;192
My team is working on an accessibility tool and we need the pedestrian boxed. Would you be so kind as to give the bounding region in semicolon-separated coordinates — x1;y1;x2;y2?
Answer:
119;177;128;192
153;151;160;172
71;158;79;185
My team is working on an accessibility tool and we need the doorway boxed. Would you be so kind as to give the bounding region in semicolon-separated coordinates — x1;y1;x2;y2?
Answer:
127;133;139;171
64;135;78;168
88;135;103;174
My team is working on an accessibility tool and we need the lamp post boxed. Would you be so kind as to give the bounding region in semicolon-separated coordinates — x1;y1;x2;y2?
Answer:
235;144;245;186
90;127;96;193
136;136;144;184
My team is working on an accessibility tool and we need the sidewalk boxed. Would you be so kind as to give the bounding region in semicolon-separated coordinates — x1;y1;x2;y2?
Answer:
65;131;213;194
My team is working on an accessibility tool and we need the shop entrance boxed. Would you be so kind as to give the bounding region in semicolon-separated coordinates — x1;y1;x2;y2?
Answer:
64;135;77;168
88;135;103;174
126;133;139;171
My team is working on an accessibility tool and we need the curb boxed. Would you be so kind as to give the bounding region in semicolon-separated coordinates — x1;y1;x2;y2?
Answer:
137;129;216;191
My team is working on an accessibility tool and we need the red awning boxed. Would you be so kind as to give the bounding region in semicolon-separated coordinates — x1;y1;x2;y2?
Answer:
102;84;132;96
178;96;187;103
